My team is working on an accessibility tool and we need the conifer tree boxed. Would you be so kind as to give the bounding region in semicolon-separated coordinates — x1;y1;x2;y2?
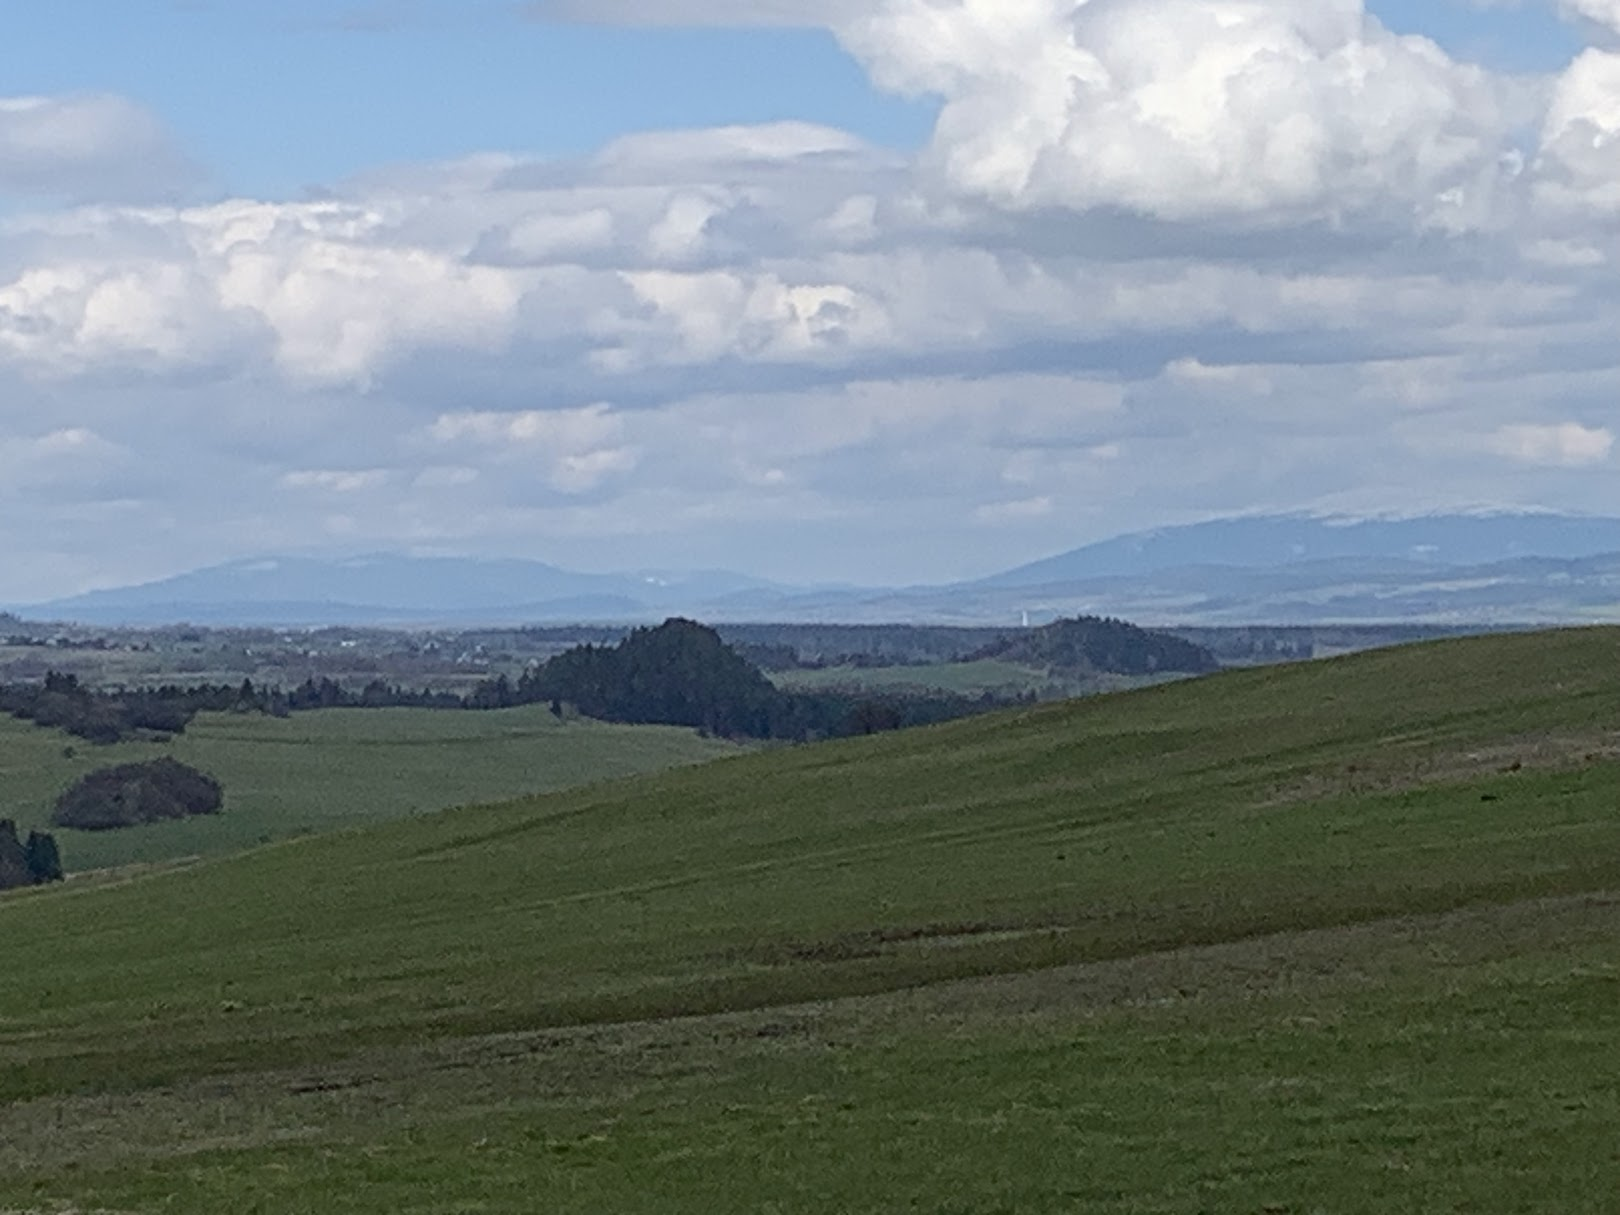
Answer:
25;830;64;884
0;819;28;889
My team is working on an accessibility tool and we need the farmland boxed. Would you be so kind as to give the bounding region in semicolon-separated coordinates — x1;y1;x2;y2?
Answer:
4;628;1620;1210
0;706;740;872
771;657;1181;699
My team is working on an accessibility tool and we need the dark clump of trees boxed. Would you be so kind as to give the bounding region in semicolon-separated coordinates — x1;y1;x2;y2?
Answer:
971;616;1219;675
0;672;460;745
523;618;785;738
52;757;224;832
0;673;282;744
514;618;999;742
283;676;462;712
0;819;64;890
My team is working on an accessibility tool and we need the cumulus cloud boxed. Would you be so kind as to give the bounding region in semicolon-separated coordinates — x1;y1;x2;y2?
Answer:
500;208;616;261
837;0;1523;228
1;199;522;385
428;403;639;494
0;94;197;203
9;5;1620;594
1536;48;1620;213
0;126;915;387
1561;0;1620;34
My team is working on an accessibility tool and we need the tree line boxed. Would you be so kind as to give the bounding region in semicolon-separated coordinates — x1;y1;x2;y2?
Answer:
0;616;1217;747
0;672;464;744
0;623;1013;745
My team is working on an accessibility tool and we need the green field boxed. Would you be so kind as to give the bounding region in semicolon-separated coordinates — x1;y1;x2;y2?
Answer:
6;629;1620;1210
0;706;741;872
771;657;1174;699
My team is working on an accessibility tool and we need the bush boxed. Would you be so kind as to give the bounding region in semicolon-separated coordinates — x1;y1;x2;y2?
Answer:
52;757;224;832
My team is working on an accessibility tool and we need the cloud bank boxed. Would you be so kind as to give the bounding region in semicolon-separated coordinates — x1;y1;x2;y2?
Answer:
3;1;1620;599
0;94;197;203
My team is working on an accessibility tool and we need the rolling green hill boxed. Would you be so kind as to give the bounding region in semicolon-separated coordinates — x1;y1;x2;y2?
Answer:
0;705;741;871
5;628;1620;1211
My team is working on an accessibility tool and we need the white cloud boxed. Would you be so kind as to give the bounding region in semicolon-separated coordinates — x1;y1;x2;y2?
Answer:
1164;358;1276;393
644;192;727;263
0;94;196;202
213;209;521;384
552;446;640;493
428;403;639;494
281;469;392;493
1486;422;1615;466
1536;49;1620;213
430;403;622;449
976;495;1055;524
839;0;1520;227
1523;237;1607;266
503;208;616;261
0;426;124;495
0;127;909;386
594;122;870;177
1;199;522;385
11;13;1620;595
1561;0;1620;34
612;269;888;365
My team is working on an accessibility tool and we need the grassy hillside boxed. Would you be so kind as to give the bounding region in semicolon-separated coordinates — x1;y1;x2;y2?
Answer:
5;628;1620;1210
0;705;741;871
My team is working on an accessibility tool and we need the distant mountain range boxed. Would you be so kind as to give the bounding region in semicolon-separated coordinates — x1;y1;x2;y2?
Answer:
15;556;785;628
976;511;1620;585
13;511;1620;629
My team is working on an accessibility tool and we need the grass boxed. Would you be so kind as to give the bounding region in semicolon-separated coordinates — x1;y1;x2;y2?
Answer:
0;705;740;871
0;643;504;695
5;628;1620;1209
770;658;1173;699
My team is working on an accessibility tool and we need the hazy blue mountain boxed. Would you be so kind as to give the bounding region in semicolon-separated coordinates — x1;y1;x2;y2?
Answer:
22;555;791;627
17;512;1620;628
979;511;1620;587
895;551;1620;627
686;548;1620;628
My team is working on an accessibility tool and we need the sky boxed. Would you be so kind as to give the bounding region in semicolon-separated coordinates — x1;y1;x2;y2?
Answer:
3;0;1620;600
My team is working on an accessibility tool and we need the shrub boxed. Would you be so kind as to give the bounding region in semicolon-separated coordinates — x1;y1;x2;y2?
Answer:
52;757;224;832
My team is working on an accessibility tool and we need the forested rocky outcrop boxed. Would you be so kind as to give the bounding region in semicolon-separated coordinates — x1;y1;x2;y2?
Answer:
971;616;1218;675
524;619;993;741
